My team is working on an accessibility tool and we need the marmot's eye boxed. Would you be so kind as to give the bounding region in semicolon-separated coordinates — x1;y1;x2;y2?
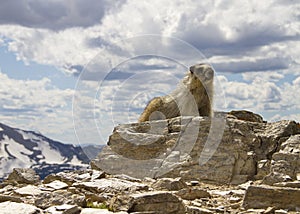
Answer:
205;69;214;79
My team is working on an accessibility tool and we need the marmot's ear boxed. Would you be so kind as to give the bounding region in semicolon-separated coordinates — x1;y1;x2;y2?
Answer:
189;65;195;74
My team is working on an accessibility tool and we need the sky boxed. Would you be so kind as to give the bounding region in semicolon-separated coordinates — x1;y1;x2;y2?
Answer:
0;0;299;146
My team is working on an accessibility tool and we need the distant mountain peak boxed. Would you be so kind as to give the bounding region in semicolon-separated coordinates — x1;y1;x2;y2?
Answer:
0;122;102;180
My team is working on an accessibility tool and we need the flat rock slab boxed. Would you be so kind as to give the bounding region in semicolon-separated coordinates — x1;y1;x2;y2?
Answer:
81;208;127;214
6;168;40;184
45;204;81;214
110;191;186;214
14;185;43;196
45;180;69;190
151;177;187;191
0;201;42;214
73;178;148;193
242;185;300;210
0;194;23;203
176;187;211;200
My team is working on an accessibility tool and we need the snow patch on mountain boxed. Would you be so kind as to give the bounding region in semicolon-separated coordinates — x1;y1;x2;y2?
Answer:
0;122;102;180
38;141;65;164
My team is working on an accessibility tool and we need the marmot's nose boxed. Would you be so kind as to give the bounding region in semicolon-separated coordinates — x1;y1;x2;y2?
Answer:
189;65;196;74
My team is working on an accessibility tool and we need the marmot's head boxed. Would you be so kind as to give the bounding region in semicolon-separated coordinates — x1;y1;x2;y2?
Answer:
189;63;214;84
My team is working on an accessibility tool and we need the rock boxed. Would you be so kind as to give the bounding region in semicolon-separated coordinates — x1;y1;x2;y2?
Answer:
73;178;148;194
92;114;300;184
244;209;266;214
175;187;211;200
0;111;298;214
255;121;300;160
255;160;271;180
151;177;187;191
274;181;300;188
14;185;43;196
110;191;186;213
263;134;300;185
186;206;213;214
208;190;232;196
242;185;300;210
6;168;40;185
44;170;105;185
228;110;264;123
238;181;253;190
45;180;69;190
90;170;106;181
189;181;200;186
229;196;241;203
0;194;23;203
262;172;292;186
274;209;288;214
264;207;276;214
81;209;127;214
112;174;142;182
45;204;81;214
0;201;42;214
107;120;171;160
34;190;86;209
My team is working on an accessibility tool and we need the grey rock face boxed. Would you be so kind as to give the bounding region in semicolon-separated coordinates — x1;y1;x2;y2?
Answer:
0;201;42;214
263;134;300;185
110;191;185;214
6;168;40;185
242;185;300;210
0;111;299;213
151;177;187;191
228;110;264;123
91;112;300;185
73;178;148;194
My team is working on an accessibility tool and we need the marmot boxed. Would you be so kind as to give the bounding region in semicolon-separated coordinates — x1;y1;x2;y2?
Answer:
138;63;214;122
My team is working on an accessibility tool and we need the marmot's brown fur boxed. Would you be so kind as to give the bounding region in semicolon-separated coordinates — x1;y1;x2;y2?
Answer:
138;63;214;122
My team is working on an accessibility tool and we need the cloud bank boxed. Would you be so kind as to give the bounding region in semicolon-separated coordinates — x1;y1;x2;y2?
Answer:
0;0;299;144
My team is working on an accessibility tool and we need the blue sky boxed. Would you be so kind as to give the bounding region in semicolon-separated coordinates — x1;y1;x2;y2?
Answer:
0;0;299;145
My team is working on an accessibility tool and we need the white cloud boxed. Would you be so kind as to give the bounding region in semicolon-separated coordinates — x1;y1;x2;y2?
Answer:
0;71;75;143
0;0;299;75
270;113;300;123
0;0;125;30
242;71;285;82
0;72;73;109
0;0;299;144
0;25;102;73
219;72;300;119
293;76;300;85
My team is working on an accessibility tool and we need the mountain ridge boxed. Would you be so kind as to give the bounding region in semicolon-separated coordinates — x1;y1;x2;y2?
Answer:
0;122;102;180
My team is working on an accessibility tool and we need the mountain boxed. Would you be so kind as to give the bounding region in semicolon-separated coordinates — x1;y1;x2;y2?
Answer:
0;122;102;181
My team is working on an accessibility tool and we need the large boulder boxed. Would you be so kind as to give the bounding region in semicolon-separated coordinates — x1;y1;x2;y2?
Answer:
228;110;264;123
263;134;300;185
6;168;40;185
72;178;148;194
0;201;42;214
110;191;186;213
242;185;300;210
91;112;300;184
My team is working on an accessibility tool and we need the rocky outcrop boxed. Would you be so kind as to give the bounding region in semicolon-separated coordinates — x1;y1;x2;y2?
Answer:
242;185;300;210
262;134;300;185
0;167;299;213
0;111;299;213
92;112;300;185
110;191;186;213
5;168;40;185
